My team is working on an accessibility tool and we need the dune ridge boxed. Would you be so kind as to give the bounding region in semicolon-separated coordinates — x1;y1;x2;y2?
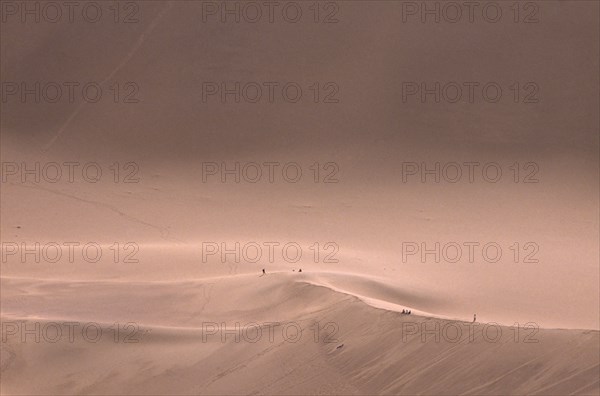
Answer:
2;272;599;395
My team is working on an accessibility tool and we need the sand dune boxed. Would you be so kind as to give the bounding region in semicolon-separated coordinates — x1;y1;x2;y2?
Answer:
2;0;599;394
2;272;598;395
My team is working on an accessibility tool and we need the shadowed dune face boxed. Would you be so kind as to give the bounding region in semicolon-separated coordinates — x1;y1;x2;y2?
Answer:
1;1;599;395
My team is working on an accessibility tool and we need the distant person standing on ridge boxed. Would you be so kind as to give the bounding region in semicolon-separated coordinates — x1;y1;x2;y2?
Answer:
262;269;266;275
473;314;477;323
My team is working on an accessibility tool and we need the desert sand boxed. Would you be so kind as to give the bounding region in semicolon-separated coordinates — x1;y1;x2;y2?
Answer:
1;1;599;395
1;271;599;395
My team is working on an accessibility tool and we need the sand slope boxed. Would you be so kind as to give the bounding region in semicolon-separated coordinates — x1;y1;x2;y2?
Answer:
2;272;598;395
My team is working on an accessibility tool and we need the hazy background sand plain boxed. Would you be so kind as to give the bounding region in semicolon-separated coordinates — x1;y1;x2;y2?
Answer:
1;1;599;394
